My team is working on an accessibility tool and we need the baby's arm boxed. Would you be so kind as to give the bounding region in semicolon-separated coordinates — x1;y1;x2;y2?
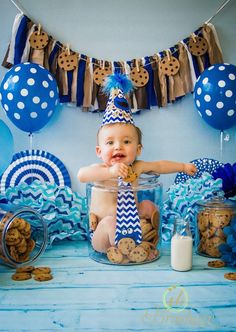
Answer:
78;163;129;183
135;160;197;176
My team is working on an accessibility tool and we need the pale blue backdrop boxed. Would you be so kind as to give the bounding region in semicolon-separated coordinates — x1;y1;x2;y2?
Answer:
0;0;235;196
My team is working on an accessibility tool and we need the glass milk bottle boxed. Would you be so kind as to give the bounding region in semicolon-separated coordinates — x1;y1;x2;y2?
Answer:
171;218;193;271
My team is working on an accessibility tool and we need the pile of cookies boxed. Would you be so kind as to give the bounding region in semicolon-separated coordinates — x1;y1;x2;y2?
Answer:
107;239;159;264
0;214;35;264
11;266;53;282
106;209;160;264
197;207;233;257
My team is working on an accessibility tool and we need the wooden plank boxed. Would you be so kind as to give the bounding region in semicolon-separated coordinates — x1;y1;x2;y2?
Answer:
0;307;234;331
1;268;234;289
0;284;235;309
0;264;230;283
0;240;235;331
0;248;229;277
0;240;215;272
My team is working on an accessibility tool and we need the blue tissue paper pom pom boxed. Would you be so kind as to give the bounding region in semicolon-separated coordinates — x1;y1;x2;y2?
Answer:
219;216;236;267
103;73;134;95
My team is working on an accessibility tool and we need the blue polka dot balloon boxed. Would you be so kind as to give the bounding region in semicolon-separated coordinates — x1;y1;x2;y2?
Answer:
0;63;59;133
193;63;236;131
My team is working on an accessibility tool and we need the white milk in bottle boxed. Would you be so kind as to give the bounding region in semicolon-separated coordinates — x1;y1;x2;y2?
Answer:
171;218;193;271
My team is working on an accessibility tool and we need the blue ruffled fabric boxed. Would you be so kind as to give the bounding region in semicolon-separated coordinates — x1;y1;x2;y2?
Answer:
162;173;223;242
212;163;236;198
0;180;87;246
219;216;236;267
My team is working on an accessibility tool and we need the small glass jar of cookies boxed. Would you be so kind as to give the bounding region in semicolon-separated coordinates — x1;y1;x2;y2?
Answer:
0;205;48;267
86;174;162;265
196;195;236;258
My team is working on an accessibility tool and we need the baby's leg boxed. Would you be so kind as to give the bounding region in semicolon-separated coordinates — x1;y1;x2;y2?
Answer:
138;199;157;219
91;216;116;253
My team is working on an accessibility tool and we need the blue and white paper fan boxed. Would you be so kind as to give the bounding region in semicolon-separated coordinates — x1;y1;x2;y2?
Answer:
0;149;71;194
175;158;223;184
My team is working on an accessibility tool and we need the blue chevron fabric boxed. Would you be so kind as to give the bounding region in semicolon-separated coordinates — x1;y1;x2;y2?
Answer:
115;179;142;245
2;180;87;245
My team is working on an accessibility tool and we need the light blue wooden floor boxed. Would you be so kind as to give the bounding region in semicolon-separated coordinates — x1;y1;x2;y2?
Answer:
0;240;235;331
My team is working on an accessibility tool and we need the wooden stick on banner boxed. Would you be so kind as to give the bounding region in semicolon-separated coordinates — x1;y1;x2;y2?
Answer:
66;44;70;55
37;23;41;35
191;33;197;43
135;59;140;73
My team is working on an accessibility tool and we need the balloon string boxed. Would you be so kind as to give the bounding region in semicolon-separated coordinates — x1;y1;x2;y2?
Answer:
220;130;223;162
29;133;34;184
29;133;33;150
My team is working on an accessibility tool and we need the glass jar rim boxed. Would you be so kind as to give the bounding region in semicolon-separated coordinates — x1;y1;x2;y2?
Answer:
87;173;161;192
196;195;236;209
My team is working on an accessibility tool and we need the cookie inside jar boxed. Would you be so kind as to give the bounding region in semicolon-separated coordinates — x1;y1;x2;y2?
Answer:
86;174;162;265
196;196;235;258
0;206;48;267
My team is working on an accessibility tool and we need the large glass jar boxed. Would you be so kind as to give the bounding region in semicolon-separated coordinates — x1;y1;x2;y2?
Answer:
0;204;48;267
86;174;162;265
196;196;236;258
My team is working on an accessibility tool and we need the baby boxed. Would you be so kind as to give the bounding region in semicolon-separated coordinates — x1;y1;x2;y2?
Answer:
78;121;197;253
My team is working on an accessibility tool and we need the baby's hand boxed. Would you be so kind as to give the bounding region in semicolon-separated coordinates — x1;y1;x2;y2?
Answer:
183;163;197;176
109;163;129;179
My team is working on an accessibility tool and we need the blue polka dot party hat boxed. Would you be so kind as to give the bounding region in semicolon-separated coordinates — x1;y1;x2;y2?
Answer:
102;73;142;245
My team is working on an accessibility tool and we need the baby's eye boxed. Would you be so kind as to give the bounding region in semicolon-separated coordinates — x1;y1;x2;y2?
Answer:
106;141;113;145
124;140;131;144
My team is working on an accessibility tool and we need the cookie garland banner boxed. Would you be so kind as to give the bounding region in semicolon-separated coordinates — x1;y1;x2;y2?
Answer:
2;1;230;113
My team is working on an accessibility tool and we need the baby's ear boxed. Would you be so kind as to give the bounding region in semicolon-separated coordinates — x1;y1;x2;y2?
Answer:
137;144;142;156
96;146;102;158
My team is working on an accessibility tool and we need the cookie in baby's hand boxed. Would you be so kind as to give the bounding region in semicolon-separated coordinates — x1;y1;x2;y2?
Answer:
123;166;137;183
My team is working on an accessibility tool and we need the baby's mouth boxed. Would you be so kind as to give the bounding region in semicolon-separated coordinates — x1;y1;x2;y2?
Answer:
112;153;125;161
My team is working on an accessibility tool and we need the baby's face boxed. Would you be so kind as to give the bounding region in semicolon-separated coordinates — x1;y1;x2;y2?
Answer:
96;123;142;166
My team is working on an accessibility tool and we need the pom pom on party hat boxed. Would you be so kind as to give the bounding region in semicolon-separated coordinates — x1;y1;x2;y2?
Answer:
102;73;134;126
